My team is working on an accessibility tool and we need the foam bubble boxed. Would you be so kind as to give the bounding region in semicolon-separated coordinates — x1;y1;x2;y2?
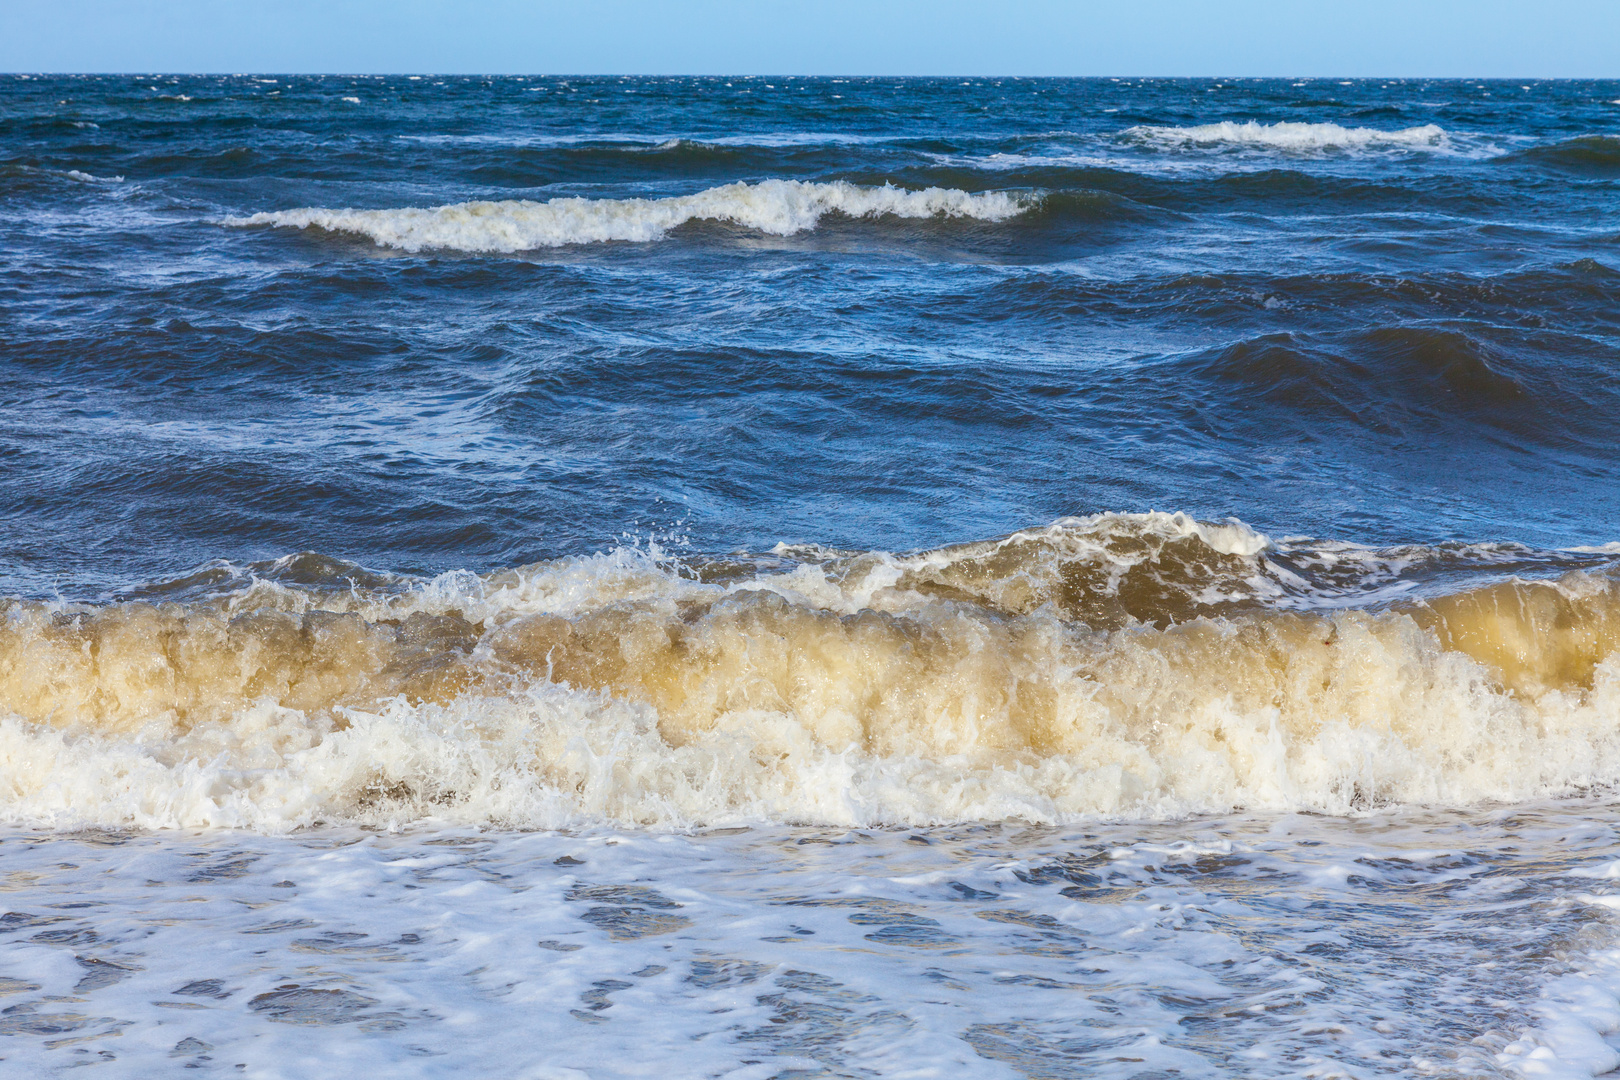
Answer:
224;179;1032;253
1498;944;1620;1079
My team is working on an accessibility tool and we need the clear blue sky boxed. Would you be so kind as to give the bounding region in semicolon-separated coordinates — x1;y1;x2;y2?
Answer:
2;0;1617;77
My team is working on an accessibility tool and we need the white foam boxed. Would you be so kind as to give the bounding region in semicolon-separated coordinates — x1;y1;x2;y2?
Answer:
1;519;1618;832
7;165;124;184
0;802;1614;1076
223;180;1032;253
1499;944;1620;1079
1128;120;1451;153
397;131;892;149
1;515;1617;833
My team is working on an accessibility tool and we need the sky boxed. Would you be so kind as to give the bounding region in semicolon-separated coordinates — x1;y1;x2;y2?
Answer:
1;0;1617;77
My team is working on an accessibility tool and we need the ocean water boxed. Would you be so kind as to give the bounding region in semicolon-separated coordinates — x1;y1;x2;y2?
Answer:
1;74;1620;1076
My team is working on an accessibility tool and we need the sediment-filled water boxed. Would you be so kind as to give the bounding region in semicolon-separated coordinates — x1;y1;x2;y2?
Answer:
2;74;1619;1076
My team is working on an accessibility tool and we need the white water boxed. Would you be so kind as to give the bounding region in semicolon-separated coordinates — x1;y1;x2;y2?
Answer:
224;180;1031;252
1128;120;1452;153
3;518;1619;1076
2;802;1619;1077
0;514;1617;833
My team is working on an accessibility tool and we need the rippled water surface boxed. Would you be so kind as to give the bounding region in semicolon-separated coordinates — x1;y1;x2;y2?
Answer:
3;76;1619;589
5;803;1620;1077
2;75;1620;1076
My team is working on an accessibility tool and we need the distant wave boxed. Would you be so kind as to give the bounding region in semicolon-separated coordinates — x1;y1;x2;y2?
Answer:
0;164;124;184
62;168;121;183
1505;134;1620;174
396;131;893;149
225;180;1032;253
1186;327;1542;416
1127;120;1451;153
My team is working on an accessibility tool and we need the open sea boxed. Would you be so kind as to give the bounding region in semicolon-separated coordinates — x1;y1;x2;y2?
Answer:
2;73;1620;1077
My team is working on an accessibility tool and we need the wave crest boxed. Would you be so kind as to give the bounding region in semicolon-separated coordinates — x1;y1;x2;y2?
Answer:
224;179;1032;252
1507;134;1620;174
1;515;1618;830
1127;121;1450;153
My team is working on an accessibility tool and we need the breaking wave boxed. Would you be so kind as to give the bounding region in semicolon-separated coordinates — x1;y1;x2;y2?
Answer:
224;179;1032;252
1127;121;1452;153
0;164;124;184
2;513;1618;832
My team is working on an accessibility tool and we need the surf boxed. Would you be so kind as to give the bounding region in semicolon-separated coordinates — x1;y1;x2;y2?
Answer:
1125;120;1453;153
224;179;1033;252
2;514;1617;831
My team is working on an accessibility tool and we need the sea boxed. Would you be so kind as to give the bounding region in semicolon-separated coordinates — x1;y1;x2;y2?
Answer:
1;73;1619;1078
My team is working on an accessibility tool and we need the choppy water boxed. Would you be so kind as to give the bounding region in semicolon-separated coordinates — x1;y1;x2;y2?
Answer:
2;74;1620;1076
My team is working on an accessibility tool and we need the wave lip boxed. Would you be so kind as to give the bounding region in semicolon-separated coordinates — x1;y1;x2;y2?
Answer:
1126;120;1451;153
223;179;1032;253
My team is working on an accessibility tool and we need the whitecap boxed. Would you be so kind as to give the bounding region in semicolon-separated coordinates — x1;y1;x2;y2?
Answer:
1127;120;1451;153
224;179;1032;253
63;169;123;183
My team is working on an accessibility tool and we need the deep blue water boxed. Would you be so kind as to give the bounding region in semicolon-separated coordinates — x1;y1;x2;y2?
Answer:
2;75;1618;593
8;76;1620;1078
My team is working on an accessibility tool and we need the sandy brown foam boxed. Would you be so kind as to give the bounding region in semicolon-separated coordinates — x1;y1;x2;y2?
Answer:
0;514;1616;829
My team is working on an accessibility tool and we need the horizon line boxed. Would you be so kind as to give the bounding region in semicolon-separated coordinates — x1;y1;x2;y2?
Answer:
7;72;1615;80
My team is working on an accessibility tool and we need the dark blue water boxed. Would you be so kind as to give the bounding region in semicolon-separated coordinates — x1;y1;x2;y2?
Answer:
8;76;1620;1079
2;75;1618;593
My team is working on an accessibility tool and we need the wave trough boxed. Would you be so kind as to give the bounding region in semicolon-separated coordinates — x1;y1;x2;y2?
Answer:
225;179;1032;252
